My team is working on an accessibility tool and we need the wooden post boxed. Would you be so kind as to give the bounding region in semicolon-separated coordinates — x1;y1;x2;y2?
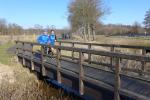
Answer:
88;44;91;64
31;44;34;70
110;46;115;69
22;43;25;66
59;42;61;58
59;41;61;46
140;49;146;75
41;46;46;76
79;52;84;95
15;41;18;54
15;41;19;62
72;43;75;60
57;48;61;83
114;57;121;100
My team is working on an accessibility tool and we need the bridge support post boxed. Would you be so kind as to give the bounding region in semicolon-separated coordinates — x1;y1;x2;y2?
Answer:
110;46;115;70
79;52;84;95
58;42;62;59
22;43;26;66
88;44;91;64
41;46;46;76
72;43;75;60
140;49;146;75
58;41;61;46
114;57;121;100
31;44;34;70
57;48;61;84
15;41;19;62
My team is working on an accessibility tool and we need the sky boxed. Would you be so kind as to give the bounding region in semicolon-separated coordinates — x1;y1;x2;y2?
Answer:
0;0;150;29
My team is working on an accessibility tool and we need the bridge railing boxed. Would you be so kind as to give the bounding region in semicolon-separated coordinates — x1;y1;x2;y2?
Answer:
15;40;150;100
15;40;150;77
56;41;150;73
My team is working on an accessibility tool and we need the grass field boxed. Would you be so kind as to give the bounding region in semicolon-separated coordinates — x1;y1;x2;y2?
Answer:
1;34;150;46
0;35;37;43
95;35;150;46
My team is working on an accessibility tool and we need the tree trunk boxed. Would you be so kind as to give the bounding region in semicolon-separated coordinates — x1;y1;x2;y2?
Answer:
93;29;96;41
87;23;91;41
83;26;87;41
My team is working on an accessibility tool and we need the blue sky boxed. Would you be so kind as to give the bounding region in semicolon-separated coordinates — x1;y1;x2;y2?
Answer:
0;0;150;29
104;0;150;26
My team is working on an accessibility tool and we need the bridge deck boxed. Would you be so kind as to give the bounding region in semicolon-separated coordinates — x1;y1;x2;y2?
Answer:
18;52;150;100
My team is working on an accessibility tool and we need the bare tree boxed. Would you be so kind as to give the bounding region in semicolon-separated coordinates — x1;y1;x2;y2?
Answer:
131;21;141;34
34;24;43;34
0;18;7;35
68;0;105;41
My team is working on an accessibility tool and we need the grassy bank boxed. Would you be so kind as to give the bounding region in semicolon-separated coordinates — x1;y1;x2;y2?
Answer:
0;42;77;100
0;42;14;65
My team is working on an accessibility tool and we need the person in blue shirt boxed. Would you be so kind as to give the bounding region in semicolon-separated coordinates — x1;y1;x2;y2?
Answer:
49;30;56;46
48;30;57;54
37;31;49;44
37;30;49;54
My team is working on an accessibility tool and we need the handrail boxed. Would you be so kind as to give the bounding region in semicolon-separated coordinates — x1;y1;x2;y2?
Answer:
16;40;150;49
15;41;150;61
56;40;150;49
55;46;150;61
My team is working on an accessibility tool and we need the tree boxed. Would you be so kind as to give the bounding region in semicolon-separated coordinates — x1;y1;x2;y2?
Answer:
143;9;150;33
34;24;43;34
131;21;141;34
68;0;105;41
0;18;7;35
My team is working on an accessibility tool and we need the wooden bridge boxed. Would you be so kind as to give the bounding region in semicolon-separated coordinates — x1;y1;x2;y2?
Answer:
15;41;150;100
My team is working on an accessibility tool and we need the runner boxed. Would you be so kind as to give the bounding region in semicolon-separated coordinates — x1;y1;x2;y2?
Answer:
48;30;57;55
37;30;49;54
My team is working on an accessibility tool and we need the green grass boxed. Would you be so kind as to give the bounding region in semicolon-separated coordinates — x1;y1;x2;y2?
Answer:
0;42;14;65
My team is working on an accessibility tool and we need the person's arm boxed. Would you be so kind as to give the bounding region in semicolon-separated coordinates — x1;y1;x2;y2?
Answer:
37;35;41;43
55;34;57;41
47;36;50;44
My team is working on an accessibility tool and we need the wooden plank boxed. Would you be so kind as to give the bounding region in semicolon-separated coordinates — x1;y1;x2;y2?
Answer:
110;46;114;69
89;61;112;68
88;44;91;63
60;68;79;78
140;49;146;75
57;48;61;83
120;89;150;100
83;76;114;91
58;42;61;58
41;46;46;76
15;42;19;62
79;52;84;95
31;44;34;70
72;43;75;60
22;43;25;66
61;55;78;60
15;41;40;46
114;57;121;100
